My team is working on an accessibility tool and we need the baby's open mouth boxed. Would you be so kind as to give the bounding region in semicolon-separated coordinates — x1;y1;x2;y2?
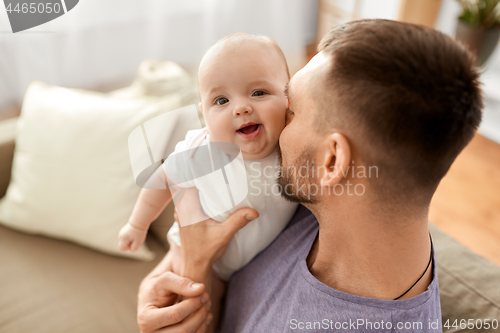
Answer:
237;123;262;139
238;123;260;134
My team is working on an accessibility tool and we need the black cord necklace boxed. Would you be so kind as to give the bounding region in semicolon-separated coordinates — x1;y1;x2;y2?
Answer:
394;234;433;300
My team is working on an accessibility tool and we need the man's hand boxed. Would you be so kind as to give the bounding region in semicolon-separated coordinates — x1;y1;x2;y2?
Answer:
137;252;213;333
178;207;259;277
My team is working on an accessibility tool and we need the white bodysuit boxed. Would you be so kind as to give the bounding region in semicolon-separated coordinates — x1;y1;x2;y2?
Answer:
164;128;298;280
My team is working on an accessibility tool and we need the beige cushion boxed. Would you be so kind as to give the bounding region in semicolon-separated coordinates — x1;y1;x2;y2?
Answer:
430;223;500;330
0;69;199;260
0;223;167;333
0;117;16;199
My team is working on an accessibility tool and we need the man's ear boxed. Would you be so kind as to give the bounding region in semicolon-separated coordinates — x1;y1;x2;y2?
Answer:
318;132;351;187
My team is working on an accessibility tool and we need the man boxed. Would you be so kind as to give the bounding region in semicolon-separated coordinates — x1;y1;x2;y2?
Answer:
136;19;482;333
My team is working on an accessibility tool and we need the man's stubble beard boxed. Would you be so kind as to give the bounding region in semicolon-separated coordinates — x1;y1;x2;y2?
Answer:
276;142;319;204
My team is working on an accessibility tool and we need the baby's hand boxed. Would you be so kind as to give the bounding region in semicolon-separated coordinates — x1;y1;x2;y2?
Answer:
118;223;148;252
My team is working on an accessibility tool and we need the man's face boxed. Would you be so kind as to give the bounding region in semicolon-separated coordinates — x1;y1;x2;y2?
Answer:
278;52;330;203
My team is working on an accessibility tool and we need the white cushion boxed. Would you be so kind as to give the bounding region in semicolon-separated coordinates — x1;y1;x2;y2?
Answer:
0;75;197;260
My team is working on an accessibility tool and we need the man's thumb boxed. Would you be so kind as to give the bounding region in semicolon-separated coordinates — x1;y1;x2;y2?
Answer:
223;208;259;237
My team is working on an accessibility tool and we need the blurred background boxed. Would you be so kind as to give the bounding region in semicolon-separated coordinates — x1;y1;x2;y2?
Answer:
0;0;499;264
1;0;499;141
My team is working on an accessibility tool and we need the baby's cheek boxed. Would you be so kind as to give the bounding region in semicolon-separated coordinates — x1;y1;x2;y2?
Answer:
205;119;224;141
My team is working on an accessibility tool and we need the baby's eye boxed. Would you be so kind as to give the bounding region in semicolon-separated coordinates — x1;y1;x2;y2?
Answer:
215;97;229;105
252;91;266;97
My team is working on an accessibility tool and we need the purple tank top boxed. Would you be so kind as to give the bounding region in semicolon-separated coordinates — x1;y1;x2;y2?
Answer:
219;205;442;332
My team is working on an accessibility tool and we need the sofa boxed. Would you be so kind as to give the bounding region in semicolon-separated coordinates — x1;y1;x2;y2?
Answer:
0;67;499;333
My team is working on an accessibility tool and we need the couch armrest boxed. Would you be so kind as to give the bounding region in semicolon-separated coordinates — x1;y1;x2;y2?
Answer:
0;117;17;199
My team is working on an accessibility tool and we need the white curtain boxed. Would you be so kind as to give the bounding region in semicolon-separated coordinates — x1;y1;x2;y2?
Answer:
0;0;317;112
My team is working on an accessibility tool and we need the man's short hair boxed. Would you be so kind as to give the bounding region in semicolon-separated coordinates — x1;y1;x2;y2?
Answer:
315;19;483;201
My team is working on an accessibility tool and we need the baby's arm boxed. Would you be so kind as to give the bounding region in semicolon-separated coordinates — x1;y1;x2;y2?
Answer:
118;167;173;252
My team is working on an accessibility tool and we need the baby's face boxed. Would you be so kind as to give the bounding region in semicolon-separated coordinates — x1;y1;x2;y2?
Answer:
198;41;289;160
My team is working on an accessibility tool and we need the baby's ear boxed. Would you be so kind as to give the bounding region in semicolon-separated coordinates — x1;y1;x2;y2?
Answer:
199;102;203;114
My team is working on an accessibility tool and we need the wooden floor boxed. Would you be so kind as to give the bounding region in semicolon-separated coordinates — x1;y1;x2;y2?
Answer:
429;134;500;266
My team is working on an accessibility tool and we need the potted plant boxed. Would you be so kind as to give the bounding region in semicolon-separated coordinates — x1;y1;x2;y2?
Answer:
455;0;500;66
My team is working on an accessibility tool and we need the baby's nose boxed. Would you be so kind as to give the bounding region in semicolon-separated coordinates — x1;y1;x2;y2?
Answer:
233;103;252;116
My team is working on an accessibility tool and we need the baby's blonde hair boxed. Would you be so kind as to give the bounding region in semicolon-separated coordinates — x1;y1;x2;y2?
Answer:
199;33;290;79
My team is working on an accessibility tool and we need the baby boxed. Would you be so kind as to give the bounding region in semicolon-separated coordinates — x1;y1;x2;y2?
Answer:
119;33;298;280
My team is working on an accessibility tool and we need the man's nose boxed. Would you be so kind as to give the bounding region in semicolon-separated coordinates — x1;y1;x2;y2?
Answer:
233;101;253;116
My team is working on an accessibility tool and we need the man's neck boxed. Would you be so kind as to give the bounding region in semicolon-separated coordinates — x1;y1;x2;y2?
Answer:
305;195;433;300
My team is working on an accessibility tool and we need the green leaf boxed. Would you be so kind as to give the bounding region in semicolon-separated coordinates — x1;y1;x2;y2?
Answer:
456;0;500;27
